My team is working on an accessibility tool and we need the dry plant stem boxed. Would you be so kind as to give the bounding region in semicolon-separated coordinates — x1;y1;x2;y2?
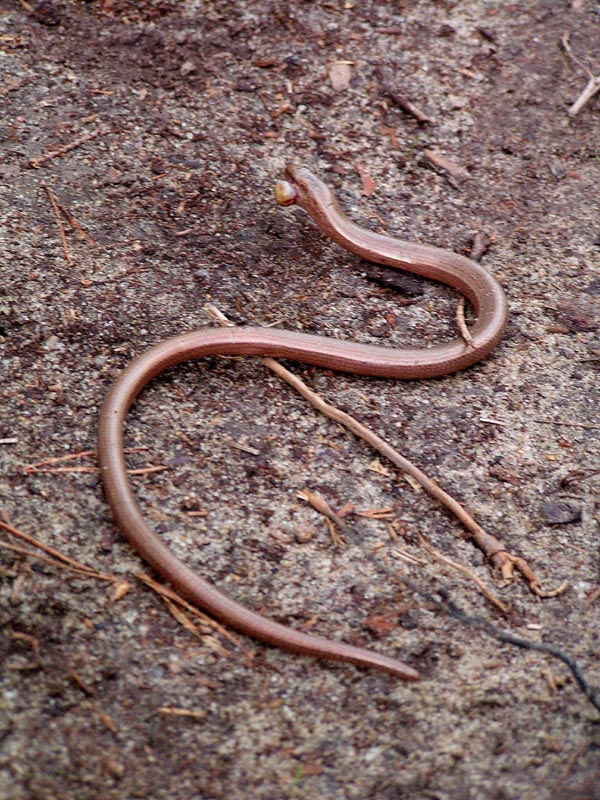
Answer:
568;72;600;116
299;489;347;547
55;200;97;245
288;490;600;715
562;32;600;115
137;572;241;647
376;70;432;123
29;127;108;168
423;149;470;183
0;538;114;580
162;597;232;658
157;707;207;719
43;183;72;264
385;91;432;124
301;487;507;614
0;519;114;580
416;532;509;615
24;449;97;472
23;447;149;474
205;305;553;597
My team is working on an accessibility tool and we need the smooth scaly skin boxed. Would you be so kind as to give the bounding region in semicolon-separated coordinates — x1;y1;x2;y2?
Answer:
97;165;508;681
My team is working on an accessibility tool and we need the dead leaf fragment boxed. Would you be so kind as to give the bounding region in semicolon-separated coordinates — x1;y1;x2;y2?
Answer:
363;614;396;637
423;149;470;183
112;580;132;601
354;162;376;196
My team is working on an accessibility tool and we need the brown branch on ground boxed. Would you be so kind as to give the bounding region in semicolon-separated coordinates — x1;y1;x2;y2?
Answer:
298;489;346;547
157;706;208;719
375;67;432;124
0;538;113;581
204;304;562;599
54;198;97;245
162;596;232;658
422;149;469;188
23;449;99;472
416;532;509;615
561;32;600;116
22;447;164;476
43;183;72;264
136;572;242;649
29;126;108;168
0;518;115;581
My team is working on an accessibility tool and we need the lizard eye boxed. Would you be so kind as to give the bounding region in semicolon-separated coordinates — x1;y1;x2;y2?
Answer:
274;180;298;207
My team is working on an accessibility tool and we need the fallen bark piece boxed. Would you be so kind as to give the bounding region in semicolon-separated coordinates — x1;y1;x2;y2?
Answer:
423;149;470;184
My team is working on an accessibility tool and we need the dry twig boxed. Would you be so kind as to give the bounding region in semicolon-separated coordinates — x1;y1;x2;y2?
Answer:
377;72;432;124
29;127;108;168
423;149;469;187
136;572;241;648
23;447;163;476
298;489;347;547
0;519;114;581
204;304;558;598
416;532;509;615
43;183;72;264
562;33;600;116
157;706;207;719
55;198;97;245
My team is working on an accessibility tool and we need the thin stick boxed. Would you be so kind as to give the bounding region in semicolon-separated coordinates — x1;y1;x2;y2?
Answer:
137;572;241;646
0;519;113;579
157;707;207;719
23;447;149;473
375;68;432;124
43;183;72;264
55;199;97;245
0;539;115;581
384;89;432;124
416;532;509;615
298;489;346;547
204;305;561;598
200;307;597;713
29;127;108;168
162;596;232;658
423;149;470;185
561;33;600;116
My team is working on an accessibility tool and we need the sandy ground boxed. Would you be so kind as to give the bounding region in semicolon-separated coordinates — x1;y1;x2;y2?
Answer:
1;1;599;798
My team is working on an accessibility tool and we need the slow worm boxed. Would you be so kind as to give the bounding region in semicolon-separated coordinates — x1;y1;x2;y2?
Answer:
97;165;508;681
